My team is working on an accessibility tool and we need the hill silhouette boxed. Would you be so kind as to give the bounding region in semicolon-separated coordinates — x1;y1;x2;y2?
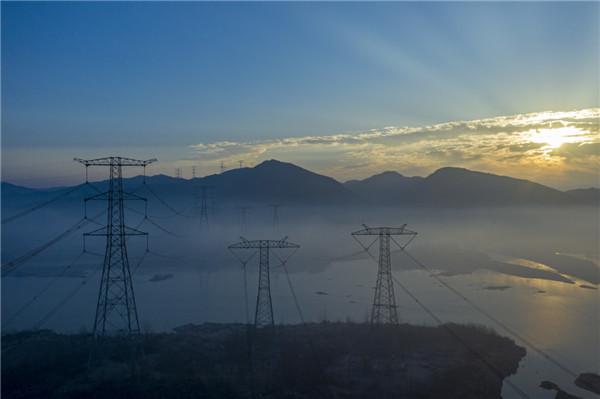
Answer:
344;167;598;206
2;160;598;207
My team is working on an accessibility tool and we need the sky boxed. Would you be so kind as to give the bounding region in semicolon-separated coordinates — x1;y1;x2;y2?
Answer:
1;2;598;189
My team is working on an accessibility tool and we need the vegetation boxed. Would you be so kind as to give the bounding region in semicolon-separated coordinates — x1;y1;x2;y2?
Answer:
2;322;525;399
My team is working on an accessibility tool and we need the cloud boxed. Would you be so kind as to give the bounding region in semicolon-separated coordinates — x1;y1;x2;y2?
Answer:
551;142;600;158
187;108;600;189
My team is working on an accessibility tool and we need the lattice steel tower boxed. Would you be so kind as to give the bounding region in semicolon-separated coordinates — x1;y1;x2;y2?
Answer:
352;225;417;325
229;237;299;328
76;156;156;337
200;186;212;225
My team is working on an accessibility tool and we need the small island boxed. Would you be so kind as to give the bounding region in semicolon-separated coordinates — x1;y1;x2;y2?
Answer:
148;273;174;283
2;322;526;399
575;373;600;395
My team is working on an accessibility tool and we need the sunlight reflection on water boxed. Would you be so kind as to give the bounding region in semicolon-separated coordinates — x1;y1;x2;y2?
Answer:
2;255;598;398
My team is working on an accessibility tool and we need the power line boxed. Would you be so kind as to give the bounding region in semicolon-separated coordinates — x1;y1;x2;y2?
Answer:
142;183;190;218
32;253;148;331
275;249;304;324
3;251;88;328
390;273;531;399
354;238;530;398
124;205;178;220
32;272;97;331
394;245;579;380
229;248;258;326
142;216;185;238
6;212;151;332
2;185;84;225
1;211;105;277
355;233;581;381
132;250;150;275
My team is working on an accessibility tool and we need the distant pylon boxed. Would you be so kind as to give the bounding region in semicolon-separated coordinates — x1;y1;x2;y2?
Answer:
352;225;417;325
192;166;197;179
269;204;280;234
238;160;244;169
175;168;182;179
197;185;213;225
75;156;156;337
229;237;300;328
220;161;226;174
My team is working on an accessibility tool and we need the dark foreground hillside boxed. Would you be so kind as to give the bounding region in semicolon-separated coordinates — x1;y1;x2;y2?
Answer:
2;323;525;399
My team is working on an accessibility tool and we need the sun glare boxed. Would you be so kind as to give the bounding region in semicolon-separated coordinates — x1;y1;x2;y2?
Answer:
526;126;585;149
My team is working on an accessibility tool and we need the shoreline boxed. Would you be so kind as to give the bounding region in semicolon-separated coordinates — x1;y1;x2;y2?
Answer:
2;322;526;399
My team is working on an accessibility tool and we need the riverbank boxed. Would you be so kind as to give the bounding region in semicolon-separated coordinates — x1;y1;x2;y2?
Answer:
2;322;526;399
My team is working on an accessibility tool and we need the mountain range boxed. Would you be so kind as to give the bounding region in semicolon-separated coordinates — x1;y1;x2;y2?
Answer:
2;159;598;208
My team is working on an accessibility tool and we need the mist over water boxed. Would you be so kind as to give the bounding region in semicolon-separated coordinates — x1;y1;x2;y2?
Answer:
2;200;599;398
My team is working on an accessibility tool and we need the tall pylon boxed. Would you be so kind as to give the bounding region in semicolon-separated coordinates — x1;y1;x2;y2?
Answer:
229;237;299;328
352;224;417;325
75;156;156;337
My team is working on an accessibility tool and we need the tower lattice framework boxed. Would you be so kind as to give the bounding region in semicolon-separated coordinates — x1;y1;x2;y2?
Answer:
76;156;156;337
229;237;299;328
197;185;212;225
352;225;417;325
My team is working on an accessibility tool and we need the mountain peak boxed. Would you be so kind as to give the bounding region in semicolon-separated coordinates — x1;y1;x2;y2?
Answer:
198;158;357;204
372;171;405;178
254;159;296;169
428;167;472;178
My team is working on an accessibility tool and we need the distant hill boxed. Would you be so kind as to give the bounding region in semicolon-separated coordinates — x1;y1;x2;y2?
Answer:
2;160;358;209
2;161;598;208
345;171;424;204
1;182;39;196
563;188;600;205
344;167;599;206
198;159;358;205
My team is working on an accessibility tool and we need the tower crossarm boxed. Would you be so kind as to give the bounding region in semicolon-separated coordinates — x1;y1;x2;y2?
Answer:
83;226;149;237
351;224;418;237
84;191;148;202
228;237;300;250
74;157;157;167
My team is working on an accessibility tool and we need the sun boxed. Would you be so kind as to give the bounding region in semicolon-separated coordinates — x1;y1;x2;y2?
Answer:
526;126;585;149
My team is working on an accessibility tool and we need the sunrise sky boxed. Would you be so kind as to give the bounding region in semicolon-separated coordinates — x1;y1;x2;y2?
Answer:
2;2;598;189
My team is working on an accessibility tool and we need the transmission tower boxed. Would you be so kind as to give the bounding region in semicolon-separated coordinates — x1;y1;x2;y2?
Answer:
175;168;182;179
229;237;299;328
220;161;226;174
238;160;244;169
268;204;280;234
192;166;197;179
352;224;417;325
195;185;213;225
75;156;156;337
